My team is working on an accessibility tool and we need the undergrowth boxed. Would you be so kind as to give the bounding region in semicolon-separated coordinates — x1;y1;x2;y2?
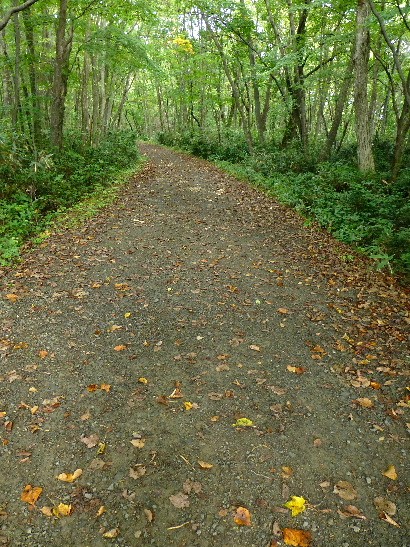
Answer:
0;131;141;265
157;129;410;280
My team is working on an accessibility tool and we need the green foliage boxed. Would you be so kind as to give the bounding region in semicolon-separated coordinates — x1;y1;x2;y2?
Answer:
0;131;140;265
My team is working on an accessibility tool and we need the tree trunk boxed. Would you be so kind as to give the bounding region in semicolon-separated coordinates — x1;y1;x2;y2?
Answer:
50;0;73;149
22;7;41;147
354;0;375;172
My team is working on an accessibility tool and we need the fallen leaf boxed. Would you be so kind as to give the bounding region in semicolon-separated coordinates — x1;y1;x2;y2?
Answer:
129;466;146;479
138;377;148;384
169;492;189;508
208;392;223;400
283;528;312;547
156;395;169;405
131;438;145;448
57;469;83;483
87;384;99;392
249;345;261;352
198;460;213;469
81;434;99;448
100;384;111;392
114;345;127;351
353;397;374;408
210;415;220;422
277;308;290;314
52;503;72;517
40;506;53;517
97;442;106;454
374;497;396;515
96;506;106;517
102;528;119;538
379;511;400;527
287;366;306;374
21;485;42;505
284;496;307;517
5;293;19;302
107;324;122;332
232;418;254;427
333;481;357;500
144;508;154;522
382;465;397;480
338;505;366;519
183;479;202;494
282;466;293;479
183;401;193;410
124;312;131;318
234;506;252;526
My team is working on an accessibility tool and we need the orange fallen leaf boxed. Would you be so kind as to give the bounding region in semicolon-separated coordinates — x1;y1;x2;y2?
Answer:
21;485;42;505
283;528;312;547
287;366;306;374
96;506;106;518
138;377;148;384
277;308;290;314
114;345;127;351
100;384;111;392
382;465;397;480
87;384;99;392
198;460;213;469
38;350;48;359
379;511;400;527
6;293;19;302
234;506;252;526
57;469;83;483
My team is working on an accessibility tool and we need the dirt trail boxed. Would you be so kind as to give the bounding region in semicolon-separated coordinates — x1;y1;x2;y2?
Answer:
0;144;408;547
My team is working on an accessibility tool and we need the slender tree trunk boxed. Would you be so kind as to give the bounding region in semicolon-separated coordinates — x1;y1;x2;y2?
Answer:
22;8;41;147
50;0;73;149
354;0;375;172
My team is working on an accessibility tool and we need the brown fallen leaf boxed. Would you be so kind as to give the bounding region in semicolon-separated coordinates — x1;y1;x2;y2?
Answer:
374;497;396;516
379;511;400;527
129;466;146;479
382;465;398;480
38;350;48;359
5;293;19;302
333;481;357;500
183;479;202;494
353;397;374;408
234;506;252;526
131;438;145;448
156;395;169;405
249;345;261;352
277;308;290;314
87;384;99;392
281;466;293;479
40;506;53;517
21;485;42;505
57;469;83;483
144;508;154;523
283;528;312;547
287;365;306;374
81;434;99;448
100;384;111;392
337;505;366;519
169;492;189;508
208;392;223;400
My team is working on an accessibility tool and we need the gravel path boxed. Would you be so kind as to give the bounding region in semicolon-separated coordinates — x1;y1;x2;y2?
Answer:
0;144;408;547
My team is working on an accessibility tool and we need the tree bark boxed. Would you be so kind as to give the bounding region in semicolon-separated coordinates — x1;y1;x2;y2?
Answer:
354;0;375;172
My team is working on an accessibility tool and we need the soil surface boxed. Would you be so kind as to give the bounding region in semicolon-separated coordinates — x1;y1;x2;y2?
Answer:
0;144;409;547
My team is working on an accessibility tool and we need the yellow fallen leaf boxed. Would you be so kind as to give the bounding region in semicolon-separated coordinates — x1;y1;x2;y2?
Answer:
97;442;106;455
96;506;106;517
124;312;131;318
38;350;48;359
21;485;42;505
184;401;193;410
6;293;19;302
234;506;252;526
30;406;39;415
131;438;145;448
284;496;307;517
278;307;290;314
114;345;127;351
100;384;111;392
57;469;83;483
232;418;254;427
287;366;306;374
282;466;294;479
103;528;120;538
53;503;72;517
283;528;312;546
198;460;213;469
382;465;397;480
138;377;148;384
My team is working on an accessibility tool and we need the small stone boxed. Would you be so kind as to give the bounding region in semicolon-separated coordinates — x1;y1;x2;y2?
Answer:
366;477;372;484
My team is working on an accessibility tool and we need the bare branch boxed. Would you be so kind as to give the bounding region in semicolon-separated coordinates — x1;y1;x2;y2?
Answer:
0;0;40;32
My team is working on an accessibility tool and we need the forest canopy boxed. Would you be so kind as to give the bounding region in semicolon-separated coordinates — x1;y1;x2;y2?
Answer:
0;0;409;276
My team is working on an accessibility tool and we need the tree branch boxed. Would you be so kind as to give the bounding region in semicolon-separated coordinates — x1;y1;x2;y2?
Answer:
0;0;40;32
